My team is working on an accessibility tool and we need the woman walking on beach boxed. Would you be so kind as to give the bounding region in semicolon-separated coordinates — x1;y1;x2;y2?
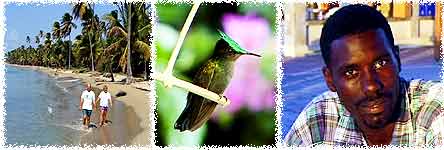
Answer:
80;83;96;129
97;85;112;127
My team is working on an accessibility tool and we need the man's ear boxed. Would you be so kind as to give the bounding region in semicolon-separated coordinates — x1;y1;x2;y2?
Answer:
322;66;337;92
394;45;401;72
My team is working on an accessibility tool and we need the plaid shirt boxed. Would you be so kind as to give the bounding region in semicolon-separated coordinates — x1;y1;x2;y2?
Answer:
284;79;444;146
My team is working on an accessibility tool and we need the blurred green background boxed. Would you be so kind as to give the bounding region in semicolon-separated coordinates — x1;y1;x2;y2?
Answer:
155;2;277;146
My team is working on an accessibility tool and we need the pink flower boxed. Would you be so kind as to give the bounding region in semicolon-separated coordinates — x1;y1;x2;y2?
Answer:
219;12;275;114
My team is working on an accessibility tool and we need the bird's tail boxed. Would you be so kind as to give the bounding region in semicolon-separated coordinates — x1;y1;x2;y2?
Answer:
174;101;218;132
174;106;192;132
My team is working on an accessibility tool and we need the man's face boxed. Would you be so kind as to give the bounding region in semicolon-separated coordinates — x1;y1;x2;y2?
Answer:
322;29;401;129
87;84;92;92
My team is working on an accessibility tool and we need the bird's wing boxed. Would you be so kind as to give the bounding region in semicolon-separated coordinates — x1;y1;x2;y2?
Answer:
175;61;218;131
188;62;219;131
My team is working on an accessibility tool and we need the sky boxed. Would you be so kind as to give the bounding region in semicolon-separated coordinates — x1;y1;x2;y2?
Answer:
5;3;116;51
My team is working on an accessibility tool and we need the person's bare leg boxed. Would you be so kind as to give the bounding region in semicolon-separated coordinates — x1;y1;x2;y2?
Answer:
82;115;86;126
86;116;90;128
103;110;108;125
100;110;105;127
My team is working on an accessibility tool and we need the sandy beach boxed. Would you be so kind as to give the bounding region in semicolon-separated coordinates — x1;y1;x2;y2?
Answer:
7;64;153;146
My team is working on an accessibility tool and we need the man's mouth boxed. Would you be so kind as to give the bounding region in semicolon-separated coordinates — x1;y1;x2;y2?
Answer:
359;100;385;115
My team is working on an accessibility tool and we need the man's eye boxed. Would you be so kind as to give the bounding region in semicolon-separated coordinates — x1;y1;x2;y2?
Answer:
344;69;358;77
374;59;387;69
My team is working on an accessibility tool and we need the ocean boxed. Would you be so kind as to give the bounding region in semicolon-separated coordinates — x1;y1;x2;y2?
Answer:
5;65;132;146
5;65;86;145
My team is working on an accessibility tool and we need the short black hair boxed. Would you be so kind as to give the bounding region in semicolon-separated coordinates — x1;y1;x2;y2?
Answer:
320;4;395;66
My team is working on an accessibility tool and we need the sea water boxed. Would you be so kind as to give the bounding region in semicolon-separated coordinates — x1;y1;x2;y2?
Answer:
5;65;86;145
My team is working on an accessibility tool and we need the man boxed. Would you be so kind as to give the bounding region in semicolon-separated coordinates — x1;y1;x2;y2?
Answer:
79;83;96;128
96;85;112;127
284;4;444;146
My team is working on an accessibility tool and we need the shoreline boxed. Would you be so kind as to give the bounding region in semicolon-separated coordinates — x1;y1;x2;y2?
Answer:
6;63;152;145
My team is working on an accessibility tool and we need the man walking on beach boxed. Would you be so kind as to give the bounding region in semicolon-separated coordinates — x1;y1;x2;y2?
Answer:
97;85;112;127
80;83;96;128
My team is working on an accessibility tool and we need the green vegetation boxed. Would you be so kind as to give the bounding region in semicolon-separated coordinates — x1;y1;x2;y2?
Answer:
6;2;152;83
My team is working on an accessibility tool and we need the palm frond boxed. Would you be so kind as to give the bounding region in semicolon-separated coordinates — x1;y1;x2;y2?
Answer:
134;40;151;61
137;24;151;33
119;47;128;73
108;26;128;38
105;38;125;53
79;46;88;51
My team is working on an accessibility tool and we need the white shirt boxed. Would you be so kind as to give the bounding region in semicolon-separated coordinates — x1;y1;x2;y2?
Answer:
98;91;112;107
81;90;95;110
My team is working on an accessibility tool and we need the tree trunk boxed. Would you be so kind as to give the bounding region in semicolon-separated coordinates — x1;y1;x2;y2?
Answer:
68;34;71;69
88;33;95;72
110;63;115;82
126;3;133;84
144;60;147;81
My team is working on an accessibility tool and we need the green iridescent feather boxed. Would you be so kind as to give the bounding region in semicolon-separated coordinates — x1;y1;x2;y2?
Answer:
217;29;248;54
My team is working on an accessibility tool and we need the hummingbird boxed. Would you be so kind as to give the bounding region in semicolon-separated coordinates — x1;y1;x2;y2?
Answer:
174;30;261;132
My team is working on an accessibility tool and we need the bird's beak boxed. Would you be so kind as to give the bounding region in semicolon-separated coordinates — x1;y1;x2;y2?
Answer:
245;52;261;57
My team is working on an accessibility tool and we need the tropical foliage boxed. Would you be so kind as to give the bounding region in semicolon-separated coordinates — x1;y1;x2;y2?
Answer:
6;2;152;82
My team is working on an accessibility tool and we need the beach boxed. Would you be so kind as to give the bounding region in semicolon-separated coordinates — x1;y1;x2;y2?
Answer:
6;64;153;146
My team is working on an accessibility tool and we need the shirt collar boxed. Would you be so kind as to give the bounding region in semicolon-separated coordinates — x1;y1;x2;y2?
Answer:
336;78;413;146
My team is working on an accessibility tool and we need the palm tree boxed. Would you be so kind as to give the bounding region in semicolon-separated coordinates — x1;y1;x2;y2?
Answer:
103;10;122;82
73;34;92;68
39;30;45;45
35;36;40;45
73;2;98;72
134;3;152;80
61;13;77;69
126;3;133;84
106;2;151;84
6;2;150;80
43;32;52;66
52;22;61;40
26;36;31;47
45;33;51;45
52;21;63;68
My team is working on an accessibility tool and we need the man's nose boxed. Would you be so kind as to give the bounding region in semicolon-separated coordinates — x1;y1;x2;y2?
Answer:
362;69;383;98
